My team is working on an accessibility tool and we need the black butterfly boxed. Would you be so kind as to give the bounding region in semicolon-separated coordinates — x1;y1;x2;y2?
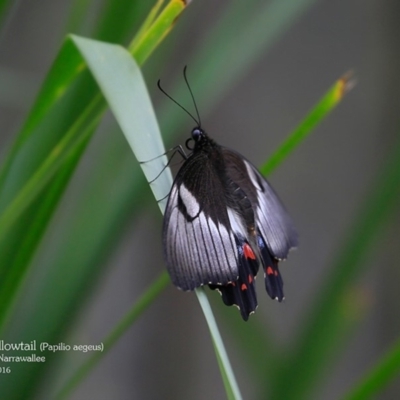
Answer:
161;68;298;321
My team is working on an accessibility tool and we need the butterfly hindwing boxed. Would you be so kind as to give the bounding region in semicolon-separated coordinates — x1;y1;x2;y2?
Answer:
210;237;259;321
220;147;297;305
257;232;284;301
222;148;298;260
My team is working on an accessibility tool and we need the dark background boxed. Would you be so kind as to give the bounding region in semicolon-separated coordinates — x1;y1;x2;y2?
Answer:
1;1;399;399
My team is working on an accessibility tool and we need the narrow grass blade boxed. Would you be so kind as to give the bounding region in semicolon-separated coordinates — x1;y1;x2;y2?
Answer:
0;0;15;29
272;132;400;399
0;164;149;400
0;39;85;193
0;94;104;243
343;337;400;400
93;0;151;43
159;0;319;139
260;72;355;175
215;302;282;387
129;0;188;64
196;288;243;400
0;133;95;329
55;272;170;400
129;0;165;50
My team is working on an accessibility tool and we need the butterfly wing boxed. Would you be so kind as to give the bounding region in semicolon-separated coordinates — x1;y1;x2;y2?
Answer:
209;237;259;321
246;160;298;259
163;151;239;291
257;232;285;301
222;148;297;303
222;148;298;260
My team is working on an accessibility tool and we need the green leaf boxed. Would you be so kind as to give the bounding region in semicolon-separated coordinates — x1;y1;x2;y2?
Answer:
129;0;187;64
0;0;188;325
272;131;400;400
343;336;400;400
0;2;189;398
0;0;14;27
71;35;173;209
0;38;85;194
94;0;152;43
158;0;320;140
55;272;170;400
196;289;243;400
260;72;355;175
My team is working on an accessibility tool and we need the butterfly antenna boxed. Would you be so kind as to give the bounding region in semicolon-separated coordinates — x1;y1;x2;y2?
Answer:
157;79;199;126
183;65;201;128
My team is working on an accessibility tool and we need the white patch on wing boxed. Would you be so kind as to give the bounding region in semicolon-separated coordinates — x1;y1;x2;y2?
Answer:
244;162;262;191
227;207;247;238
179;184;200;218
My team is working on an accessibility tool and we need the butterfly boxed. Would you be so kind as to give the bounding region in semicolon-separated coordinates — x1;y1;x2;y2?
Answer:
161;68;298;321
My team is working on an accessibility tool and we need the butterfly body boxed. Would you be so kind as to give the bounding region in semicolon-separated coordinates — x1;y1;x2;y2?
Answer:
163;127;298;320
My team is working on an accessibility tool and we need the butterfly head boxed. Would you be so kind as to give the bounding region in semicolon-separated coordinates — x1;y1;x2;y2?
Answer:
191;127;206;142
187;127;210;151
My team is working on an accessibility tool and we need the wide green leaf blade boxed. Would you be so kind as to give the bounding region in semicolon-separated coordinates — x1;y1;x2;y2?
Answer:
71;35;172;210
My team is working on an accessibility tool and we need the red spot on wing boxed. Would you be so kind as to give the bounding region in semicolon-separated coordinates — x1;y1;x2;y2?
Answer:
243;243;256;260
241;283;247;291
274;270;278;277
248;274;253;284
266;266;274;275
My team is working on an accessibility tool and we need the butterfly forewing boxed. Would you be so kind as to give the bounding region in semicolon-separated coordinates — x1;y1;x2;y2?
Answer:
163;149;240;290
